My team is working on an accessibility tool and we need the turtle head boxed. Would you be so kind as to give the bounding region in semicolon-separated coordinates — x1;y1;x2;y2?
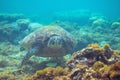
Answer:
47;35;63;49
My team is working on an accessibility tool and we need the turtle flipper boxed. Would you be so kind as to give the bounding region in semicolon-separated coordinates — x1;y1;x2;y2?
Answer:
18;48;38;68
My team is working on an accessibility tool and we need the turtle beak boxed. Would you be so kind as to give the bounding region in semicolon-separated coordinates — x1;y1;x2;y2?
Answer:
47;36;63;49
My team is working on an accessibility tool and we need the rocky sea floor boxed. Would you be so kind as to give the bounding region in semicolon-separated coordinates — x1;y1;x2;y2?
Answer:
0;13;120;80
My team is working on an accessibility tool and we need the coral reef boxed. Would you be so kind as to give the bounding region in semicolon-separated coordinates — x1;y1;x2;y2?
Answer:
0;15;30;44
0;13;25;23
25;44;120;80
28;23;43;32
111;21;120;29
0;23;19;43
16;19;30;31
0;69;31;80
0;42;26;70
0;60;9;67
67;43;119;70
91;18;109;27
0;71;15;80
26;66;68;80
0;42;19;56
107;61;120;80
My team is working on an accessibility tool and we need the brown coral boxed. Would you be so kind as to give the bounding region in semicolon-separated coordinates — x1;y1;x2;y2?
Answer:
108;61;120;80
26;66;68;80
25;44;120;80
65;44;120;80
67;43;120;70
93;61;105;70
0;70;15;80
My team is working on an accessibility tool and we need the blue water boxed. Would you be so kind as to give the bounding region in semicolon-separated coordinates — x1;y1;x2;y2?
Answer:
0;0;120;23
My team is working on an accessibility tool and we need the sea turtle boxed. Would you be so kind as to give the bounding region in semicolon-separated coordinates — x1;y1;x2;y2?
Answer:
19;25;76;67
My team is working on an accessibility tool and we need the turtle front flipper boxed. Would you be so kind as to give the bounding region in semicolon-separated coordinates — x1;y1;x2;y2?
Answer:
18;48;38;68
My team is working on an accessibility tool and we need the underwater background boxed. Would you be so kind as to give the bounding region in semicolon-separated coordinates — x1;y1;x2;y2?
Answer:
0;0;120;23
0;0;120;80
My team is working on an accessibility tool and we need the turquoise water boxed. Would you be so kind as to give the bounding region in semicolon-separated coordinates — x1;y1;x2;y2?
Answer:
0;0;120;23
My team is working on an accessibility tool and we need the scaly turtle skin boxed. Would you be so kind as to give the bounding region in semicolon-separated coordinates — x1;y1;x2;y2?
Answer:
19;25;76;67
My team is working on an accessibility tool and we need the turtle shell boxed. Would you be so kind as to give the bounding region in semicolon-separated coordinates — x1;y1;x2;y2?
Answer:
19;25;76;57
